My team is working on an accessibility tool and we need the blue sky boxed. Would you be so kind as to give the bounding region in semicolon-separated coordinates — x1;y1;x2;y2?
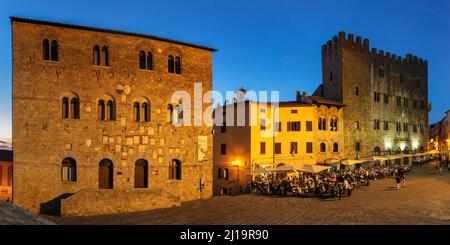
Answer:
1;0;449;139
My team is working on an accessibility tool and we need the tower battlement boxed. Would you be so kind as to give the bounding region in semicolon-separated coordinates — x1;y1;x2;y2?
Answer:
322;31;428;66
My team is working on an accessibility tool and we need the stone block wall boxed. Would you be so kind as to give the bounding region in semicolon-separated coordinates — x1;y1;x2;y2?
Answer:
12;18;214;214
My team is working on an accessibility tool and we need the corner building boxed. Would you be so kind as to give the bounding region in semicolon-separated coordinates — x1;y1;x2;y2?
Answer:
12;17;215;216
317;32;429;159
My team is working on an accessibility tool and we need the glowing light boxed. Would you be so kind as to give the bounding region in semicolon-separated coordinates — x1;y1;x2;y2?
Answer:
384;139;392;151
412;141;419;150
232;160;240;167
399;144;406;151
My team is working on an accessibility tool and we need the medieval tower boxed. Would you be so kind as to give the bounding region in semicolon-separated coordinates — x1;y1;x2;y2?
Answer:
319;32;429;159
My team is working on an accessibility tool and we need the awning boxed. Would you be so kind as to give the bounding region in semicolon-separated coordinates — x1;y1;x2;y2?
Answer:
428;150;440;154
296;164;330;174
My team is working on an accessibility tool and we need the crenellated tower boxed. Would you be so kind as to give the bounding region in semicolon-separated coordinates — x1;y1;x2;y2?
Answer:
320;32;429;159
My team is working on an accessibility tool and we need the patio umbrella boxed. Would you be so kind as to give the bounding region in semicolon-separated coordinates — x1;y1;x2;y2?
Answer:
428;150;440;154
246;168;269;175
267;165;297;173
296;164;330;174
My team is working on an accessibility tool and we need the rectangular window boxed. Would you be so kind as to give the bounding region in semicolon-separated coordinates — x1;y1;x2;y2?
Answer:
384;94;389;104
403;123;408;132
224;168;229;180
374;119;380;130
260;119;266;131
290;142;298;154
220;122;227;133
287;121;301;131
384;121;389;131
218;168;223;180
403;98;408;107
396;96;401;106
260;142;266;154
306;142;313;154
355;142;361;152
7;166;12;186
291;110;298;114
355;121;360;130
306;121;313;131
275;122;282;132
220;144;227;155
274;143;282;154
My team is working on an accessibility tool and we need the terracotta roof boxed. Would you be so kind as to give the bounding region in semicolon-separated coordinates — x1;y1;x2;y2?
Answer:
10;17;217;52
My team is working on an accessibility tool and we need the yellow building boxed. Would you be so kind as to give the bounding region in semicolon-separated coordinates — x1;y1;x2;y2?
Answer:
213;93;344;195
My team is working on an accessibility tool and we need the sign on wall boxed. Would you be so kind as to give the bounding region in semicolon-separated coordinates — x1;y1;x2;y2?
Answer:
197;136;208;162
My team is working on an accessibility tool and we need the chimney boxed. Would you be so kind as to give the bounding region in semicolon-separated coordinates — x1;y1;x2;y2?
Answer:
296;90;301;102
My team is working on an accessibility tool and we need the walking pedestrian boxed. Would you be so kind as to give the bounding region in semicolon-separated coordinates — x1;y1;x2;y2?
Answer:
395;171;402;190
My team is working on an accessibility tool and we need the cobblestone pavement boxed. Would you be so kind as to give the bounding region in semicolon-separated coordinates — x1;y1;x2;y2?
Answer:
50;163;450;225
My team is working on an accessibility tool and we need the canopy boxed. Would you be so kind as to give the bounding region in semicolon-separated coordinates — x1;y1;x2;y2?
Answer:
296;164;330;174
428;150;440;154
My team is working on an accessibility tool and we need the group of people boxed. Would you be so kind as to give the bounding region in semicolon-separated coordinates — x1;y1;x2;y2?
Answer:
247;164;409;199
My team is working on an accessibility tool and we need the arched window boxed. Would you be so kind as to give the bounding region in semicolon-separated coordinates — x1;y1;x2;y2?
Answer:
142;102;150;122
139;51;146;69
70;98;80;119
107;100;115;121
43;39;50;60
330;118;338;131
147;52;153;70
134;102;141;122
99;159;113;189
403;147;409;154
98;100;106;120
93;45;100;65
322;118;327;131
61;157;77;182
50;40;58;61
374;146;381;156
320;143;326;153
167;104;174;123
168;55;174;73
134;159;148;188
101;46;109;66
169;159;182;180
175;56;181;74
62;97;69;119
333;143;339;153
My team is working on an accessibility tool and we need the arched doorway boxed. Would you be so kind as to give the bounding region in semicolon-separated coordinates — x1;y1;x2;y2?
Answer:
99;159;113;189
373;146;381;156
135;159;149;188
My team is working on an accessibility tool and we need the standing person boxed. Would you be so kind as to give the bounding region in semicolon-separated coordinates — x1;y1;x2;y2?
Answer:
399;168;406;187
395;171;402;190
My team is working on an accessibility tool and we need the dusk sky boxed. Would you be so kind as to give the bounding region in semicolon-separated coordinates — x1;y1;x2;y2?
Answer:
1;0;449;139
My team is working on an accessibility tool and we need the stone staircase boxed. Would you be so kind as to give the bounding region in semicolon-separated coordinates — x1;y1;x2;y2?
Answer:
61;188;181;217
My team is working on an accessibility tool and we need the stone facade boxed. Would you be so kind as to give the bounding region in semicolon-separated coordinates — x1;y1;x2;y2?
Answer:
319;32;429;159
12;17;215;215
